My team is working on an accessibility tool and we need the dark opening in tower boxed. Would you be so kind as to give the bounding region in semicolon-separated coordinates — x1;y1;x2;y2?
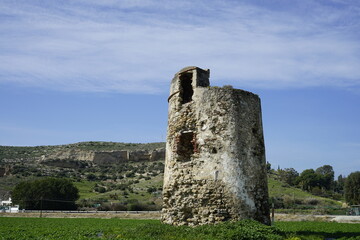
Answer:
176;132;194;161
180;73;193;104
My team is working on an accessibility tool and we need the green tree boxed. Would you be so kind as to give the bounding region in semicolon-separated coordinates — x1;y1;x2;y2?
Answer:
12;178;79;210
278;168;299;186
334;174;346;194
315;165;334;190
298;169;320;192
266;161;272;173
345;171;360;205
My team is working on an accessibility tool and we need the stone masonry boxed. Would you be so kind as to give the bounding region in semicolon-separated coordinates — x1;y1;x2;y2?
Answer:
162;66;270;226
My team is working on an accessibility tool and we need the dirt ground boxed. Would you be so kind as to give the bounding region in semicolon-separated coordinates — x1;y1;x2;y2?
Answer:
0;211;161;219
1;212;359;223
274;213;360;223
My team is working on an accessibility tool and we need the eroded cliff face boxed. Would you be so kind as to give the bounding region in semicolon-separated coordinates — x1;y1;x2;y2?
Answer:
39;148;165;166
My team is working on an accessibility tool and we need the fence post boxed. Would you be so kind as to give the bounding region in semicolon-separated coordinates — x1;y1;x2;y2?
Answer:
39;197;43;218
271;203;275;226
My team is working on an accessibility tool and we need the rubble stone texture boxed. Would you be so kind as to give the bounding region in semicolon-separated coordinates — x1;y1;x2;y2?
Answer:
162;66;270;226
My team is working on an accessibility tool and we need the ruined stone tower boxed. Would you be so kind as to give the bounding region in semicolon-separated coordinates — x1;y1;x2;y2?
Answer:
162;66;270;226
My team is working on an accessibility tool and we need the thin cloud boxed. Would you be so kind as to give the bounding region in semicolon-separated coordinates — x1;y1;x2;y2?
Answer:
343;142;360;148
0;0;359;93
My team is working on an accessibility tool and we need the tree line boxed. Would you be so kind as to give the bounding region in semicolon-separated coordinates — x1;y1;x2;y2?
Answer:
268;163;360;205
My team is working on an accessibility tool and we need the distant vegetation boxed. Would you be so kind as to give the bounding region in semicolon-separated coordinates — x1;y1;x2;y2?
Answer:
0;141;165;211
1;141;359;212
12;178;79;210
0;141;165;160
345;171;360;205
267;162;360;214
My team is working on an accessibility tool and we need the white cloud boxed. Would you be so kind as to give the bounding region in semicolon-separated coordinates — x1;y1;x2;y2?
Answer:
0;0;359;93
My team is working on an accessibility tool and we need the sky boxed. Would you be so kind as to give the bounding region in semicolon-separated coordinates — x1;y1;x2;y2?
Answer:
0;0;359;176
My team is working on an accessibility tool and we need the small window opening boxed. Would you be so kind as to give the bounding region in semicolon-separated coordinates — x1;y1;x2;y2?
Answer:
211;147;217;154
180;73;193;104
176;132;194;161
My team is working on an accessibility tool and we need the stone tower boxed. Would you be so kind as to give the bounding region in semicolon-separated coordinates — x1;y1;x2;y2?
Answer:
162;66;270;226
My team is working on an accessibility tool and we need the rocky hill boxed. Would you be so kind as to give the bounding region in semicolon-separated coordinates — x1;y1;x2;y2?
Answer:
0;141;166;172
0;141;344;213
0;142;166;203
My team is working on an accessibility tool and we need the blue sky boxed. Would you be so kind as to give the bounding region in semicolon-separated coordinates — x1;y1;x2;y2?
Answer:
0;0;359;176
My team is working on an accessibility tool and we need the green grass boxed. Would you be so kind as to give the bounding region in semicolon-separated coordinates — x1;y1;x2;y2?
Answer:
73;181;98;199
74;173;163;200
74;175;163;210
268;177;314;198
268;176;341;207
0;218;282;240
0;218;359;240
277;221;360;240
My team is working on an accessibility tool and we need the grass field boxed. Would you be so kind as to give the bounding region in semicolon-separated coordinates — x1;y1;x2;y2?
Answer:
73;174;163;208
0;217;359;240
73;181;98;199
268;177;341;207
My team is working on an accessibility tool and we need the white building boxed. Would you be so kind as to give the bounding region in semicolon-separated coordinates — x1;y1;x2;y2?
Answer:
1;198;19;213
1;197;12;206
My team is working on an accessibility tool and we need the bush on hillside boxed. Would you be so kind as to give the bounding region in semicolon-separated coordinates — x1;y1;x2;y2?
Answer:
12;178;79;210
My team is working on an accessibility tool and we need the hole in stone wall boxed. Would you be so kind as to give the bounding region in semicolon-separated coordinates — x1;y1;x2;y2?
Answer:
210;126;216;133
179;73;193;104
252;128;258;134
211;147;217;154
214;170;219;181
176;132;194;161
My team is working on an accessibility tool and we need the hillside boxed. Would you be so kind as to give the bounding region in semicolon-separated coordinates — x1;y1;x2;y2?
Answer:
0;141;166;178
0;141;344;213
0;141;165;161
268;175;343;214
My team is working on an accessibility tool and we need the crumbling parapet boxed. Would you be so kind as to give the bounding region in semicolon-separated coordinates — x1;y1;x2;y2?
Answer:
162;66;270;226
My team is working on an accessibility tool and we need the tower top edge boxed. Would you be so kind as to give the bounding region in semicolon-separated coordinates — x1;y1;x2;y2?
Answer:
175;66;209;76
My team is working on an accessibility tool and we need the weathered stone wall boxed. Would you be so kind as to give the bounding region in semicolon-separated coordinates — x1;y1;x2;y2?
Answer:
129;150;150;162
162;66;270;226
39;148;165;166
150;148;166;161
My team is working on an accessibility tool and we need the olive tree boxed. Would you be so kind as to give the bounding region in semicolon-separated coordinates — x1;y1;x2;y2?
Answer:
345;171;360;205
12;178;79;210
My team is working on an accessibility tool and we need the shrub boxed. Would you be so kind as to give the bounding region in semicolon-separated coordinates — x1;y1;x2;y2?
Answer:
12;178;79;210
125;171;135;178
303;198;320;205
86;173;97;181
195;220;283;240
98;203;127;211
147;187;157;193
94;186;106;193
